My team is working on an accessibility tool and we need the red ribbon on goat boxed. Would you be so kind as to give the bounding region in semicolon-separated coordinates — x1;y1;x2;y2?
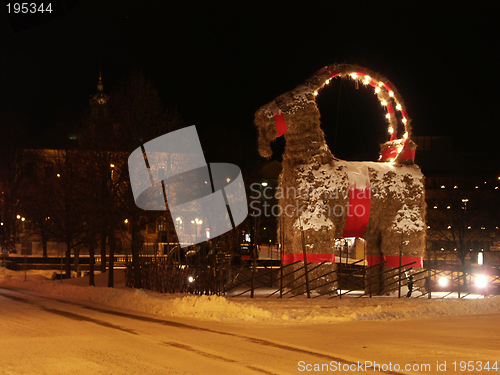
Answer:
380;139;415;162
342;187;371;238
270;101;287;137
342;166;371;238
400;139;415;160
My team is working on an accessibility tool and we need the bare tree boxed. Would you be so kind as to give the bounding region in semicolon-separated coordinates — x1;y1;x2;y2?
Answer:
427;187;492;266
0;110;29;248
17;149;57;257
79;68;182;287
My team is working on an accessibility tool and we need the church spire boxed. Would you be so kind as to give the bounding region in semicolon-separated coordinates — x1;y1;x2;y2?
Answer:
97;64;104;92
90;62;109;107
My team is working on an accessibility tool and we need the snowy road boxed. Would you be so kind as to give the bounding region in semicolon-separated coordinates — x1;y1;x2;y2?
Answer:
0;287;499;375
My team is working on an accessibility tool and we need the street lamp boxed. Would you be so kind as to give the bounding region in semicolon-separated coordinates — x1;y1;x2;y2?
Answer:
462;198;469;211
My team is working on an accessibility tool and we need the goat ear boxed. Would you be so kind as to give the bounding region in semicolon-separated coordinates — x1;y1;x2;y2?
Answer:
255;110;276;158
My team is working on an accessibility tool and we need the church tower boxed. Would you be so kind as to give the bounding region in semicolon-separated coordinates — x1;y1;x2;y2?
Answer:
89;67;109;111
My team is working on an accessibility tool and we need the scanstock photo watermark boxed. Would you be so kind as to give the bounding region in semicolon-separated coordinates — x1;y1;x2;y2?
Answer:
297;360;498;372
128;126;248;247
248;183;378;218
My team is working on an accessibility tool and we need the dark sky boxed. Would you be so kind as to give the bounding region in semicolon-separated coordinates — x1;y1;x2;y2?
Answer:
1;1;498;165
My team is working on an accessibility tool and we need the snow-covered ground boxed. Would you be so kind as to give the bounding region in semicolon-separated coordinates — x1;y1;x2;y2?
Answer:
2;268;500;375
1;267;499;324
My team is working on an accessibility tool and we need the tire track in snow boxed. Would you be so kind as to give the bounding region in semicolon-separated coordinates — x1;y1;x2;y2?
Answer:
1;287;410;375
0;290;138;335
162;342;280;375
1;288;282;375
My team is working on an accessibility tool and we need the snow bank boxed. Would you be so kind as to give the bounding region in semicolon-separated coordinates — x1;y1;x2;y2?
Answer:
1;268;499;324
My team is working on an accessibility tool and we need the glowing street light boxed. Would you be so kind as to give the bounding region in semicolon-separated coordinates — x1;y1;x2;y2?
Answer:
475;275;488;288
438;277;448;287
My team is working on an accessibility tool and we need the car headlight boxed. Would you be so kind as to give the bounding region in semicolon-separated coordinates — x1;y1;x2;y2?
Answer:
475;275;488;288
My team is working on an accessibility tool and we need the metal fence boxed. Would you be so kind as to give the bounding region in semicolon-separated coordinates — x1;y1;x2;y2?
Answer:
121;255;500;299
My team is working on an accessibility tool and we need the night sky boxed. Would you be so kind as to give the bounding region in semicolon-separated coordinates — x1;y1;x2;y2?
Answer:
1;1;498;169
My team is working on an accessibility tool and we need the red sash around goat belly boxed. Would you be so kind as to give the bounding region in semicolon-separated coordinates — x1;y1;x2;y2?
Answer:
341;187;371;238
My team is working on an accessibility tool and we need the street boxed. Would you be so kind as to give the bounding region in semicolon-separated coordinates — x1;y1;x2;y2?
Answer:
1;287;499;374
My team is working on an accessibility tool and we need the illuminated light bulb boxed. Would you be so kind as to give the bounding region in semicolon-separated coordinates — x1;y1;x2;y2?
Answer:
375;87;381;93
475;275;488;288
378;82;383;87
325;79;330;85
403;132;408;139
381;100;387;106
389;91;394;97
351;73;358;79
396;104;402;111
385;113;391;119
313;91;318;96
388;127;394;134
402;118;407;123
364;75;371;81
438;277;448;287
